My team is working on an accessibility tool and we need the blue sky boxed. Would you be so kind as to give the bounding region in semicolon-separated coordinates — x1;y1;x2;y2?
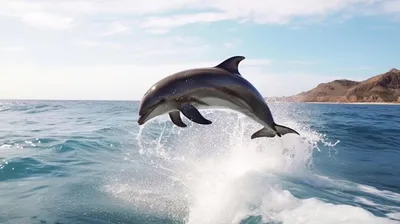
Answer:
0;0;399;100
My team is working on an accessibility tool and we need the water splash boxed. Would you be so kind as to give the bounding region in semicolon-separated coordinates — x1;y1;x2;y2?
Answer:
104;109;398;224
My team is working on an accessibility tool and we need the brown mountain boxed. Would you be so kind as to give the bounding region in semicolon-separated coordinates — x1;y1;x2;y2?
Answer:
275;68;400;103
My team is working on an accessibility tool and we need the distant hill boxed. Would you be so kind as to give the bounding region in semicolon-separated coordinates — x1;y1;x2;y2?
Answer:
271;68;400;103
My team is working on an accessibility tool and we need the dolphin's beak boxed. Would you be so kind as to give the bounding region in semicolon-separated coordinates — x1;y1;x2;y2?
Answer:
137;104;157;125
137;109;153;125
137;115;146;125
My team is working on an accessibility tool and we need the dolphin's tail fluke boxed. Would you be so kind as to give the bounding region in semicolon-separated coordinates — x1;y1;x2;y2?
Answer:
250;123;299;139
274;123;300;136
251;127;276;139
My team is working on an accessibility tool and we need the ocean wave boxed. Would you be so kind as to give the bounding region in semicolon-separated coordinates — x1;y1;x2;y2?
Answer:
0;157;63;181
0;101;67;114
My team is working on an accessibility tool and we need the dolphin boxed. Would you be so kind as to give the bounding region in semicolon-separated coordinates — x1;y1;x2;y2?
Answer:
137;56;300;139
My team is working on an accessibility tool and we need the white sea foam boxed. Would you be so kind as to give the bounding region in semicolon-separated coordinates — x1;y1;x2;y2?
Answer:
387;212;400;220
104;109;399;224
358;185;400;203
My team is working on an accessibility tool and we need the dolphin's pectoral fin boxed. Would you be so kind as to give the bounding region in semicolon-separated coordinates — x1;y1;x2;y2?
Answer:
179;104;212;125
274;123;300;136
251;127;276;139
169;111;187;128
215;56;245;76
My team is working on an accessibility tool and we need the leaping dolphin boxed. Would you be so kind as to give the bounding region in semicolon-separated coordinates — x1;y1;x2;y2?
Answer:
137;56;300;139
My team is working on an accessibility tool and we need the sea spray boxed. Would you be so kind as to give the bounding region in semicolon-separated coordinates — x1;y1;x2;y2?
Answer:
104;108;398;224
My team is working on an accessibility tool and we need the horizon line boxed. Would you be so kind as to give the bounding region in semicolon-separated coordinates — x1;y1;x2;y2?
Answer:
0;96;290;102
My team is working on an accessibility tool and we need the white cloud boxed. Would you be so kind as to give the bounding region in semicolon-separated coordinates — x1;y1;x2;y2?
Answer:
139;12;232;30
75;29;200;51
20;12;74;29
145;28;169;35
0;1;74;30
0;0;396;32
72;40;122;50
51;0;199;15
0;0;197;18
381;0;400;13
125;35;211;58
101;22;130;36
0;46;25;53
136;0;388;31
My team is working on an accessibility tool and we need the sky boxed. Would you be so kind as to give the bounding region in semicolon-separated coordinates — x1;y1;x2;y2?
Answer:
0;0;399;100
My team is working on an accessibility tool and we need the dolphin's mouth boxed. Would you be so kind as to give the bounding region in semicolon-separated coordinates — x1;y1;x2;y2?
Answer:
137;111;150;125
137;107;155;125
137;115;146;125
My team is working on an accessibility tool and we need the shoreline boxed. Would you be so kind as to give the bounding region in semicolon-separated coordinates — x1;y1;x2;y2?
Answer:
303;102;400;105
269;101;400;105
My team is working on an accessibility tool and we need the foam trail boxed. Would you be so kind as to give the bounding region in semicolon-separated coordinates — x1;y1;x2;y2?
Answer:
105;109;398;224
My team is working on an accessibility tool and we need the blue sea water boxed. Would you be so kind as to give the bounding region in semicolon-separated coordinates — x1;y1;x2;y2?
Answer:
0;100;399;224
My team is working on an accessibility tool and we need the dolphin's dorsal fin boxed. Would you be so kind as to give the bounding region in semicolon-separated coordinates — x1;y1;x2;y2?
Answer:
215;56;245;76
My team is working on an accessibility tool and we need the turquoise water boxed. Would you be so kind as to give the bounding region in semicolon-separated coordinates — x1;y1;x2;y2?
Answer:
0;100;399;224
